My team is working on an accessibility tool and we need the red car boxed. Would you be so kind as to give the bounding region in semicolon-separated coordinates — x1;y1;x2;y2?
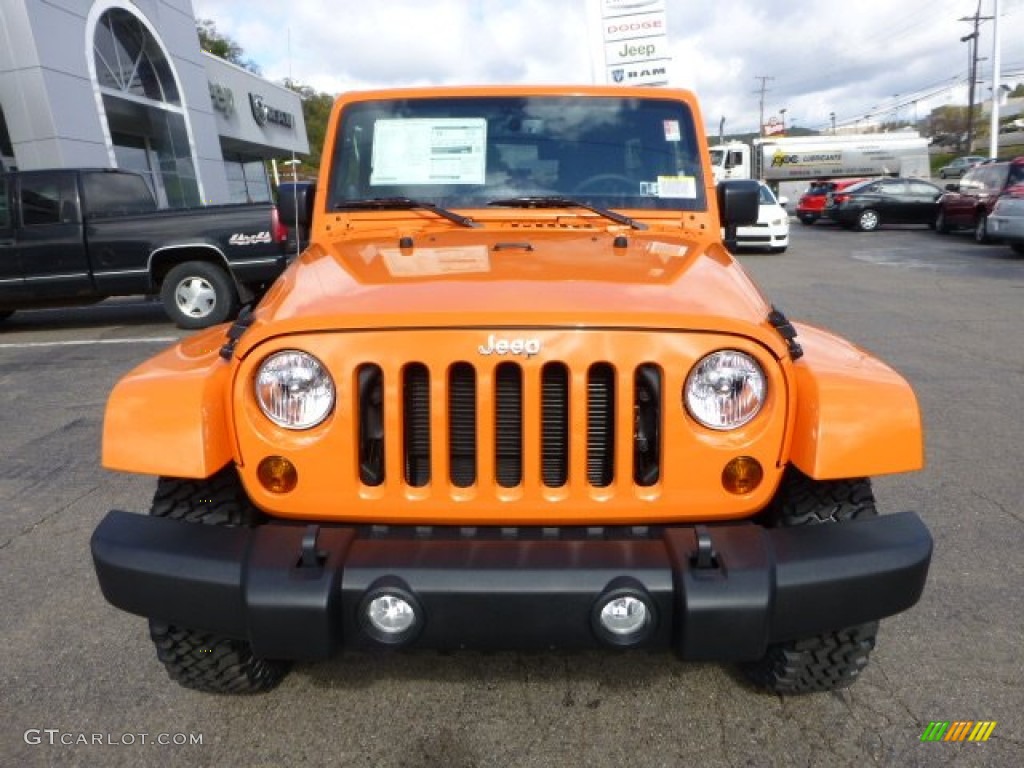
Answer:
796;178;866;225
935;157;1024;242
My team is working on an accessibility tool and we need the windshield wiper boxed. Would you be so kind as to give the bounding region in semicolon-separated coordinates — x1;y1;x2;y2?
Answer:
333;197;478;228
487;196;647;230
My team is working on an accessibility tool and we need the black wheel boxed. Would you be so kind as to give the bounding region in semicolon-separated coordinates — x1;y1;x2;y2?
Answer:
797;214;817;226
1011;243;1024;256
739;467;880;694
160;261;239;329
769;246;787;254
973;214;991;244
856;209;880;232
147;467;290;694
934;208;949;234
0;310;13;323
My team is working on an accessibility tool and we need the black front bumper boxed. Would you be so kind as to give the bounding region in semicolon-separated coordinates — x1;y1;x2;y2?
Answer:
91;511;931;662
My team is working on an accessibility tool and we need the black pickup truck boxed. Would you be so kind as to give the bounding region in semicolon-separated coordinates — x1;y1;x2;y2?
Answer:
0;168;293;328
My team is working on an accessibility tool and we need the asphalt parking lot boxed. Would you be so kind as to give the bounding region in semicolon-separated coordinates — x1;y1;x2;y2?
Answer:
1;223;1021;768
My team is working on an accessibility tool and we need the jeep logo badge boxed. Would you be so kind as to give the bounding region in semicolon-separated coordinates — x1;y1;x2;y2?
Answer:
478;334;542;358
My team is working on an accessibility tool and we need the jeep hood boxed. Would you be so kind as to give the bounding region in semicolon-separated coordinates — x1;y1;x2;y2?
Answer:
236;227;784;358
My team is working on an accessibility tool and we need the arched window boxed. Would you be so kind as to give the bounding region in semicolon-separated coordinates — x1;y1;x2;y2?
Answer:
93;10;180;104
90;6;201;208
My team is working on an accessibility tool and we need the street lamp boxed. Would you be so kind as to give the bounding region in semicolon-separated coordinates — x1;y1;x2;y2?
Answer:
779;108;787;134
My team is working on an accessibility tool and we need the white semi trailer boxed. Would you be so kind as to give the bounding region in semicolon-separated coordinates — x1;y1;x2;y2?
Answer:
709;133;931;183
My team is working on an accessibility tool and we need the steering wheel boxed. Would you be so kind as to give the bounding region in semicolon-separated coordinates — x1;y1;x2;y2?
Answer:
572;174;636;195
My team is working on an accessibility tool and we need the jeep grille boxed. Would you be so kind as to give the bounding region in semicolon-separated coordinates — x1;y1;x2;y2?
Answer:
356;361;662;491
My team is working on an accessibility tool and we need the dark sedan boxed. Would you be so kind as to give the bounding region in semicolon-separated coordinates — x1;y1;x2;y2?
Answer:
825;177;944;231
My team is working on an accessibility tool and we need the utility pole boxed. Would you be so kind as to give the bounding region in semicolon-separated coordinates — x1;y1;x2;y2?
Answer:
989;0;1001;159
754;76;774;137
960;2;993;152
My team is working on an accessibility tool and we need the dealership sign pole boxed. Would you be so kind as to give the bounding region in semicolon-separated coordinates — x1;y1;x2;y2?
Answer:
588;0;672;86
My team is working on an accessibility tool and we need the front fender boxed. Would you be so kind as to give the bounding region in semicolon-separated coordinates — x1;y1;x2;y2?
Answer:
102;327;234;478
788;323;924;479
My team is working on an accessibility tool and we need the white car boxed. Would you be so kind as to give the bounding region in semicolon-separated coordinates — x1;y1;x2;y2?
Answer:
732;182;790;253
987;194;1024;256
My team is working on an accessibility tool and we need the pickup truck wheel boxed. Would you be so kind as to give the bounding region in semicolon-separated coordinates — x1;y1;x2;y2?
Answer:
146;467;290;694
739;467;879;694
856;209;880;232
160;261;239;329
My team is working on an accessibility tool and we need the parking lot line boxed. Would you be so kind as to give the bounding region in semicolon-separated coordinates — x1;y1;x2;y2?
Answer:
0;337;180;350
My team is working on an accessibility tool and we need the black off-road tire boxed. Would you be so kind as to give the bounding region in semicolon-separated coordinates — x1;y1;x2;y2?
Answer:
740;467;880;694
147;466;290;694
159;261;239;330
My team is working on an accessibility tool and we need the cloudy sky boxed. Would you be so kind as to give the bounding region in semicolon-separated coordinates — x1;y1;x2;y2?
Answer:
192;0;1024;136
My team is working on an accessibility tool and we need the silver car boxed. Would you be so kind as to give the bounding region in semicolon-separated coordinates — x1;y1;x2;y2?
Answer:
987;194;1024;255
937;155;986;179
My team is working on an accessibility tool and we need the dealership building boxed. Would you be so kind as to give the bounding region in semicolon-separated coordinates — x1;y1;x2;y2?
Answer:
0;0;308;206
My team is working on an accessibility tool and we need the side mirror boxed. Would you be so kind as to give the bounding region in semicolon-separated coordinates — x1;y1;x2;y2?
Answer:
277;182;316;229
718;179;760;253
718;179;760;227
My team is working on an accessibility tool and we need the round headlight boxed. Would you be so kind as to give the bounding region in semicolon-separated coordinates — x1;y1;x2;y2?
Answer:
255;350;335;429
685;350;766;430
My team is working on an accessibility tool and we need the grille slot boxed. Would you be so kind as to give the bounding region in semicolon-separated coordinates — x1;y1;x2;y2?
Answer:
403;363;431;487
448;363;476;487
633;365;662;486
541;363;569;487
357;364;385;486
494;362;523;487
587;363;616;487
361;359;662;494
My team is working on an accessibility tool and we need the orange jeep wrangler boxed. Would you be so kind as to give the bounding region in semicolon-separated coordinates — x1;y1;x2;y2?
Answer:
91;85;931;695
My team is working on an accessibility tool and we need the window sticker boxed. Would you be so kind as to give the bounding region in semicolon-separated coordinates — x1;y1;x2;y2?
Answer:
663;120;681;142
657;175;697;199
370;118;487;186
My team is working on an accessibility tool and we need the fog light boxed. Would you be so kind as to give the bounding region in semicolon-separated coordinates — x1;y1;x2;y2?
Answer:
257;456;298;493
722;456;763;495
593;586;655;647
368;595;416;634
601;597;648;635
359;584;423;645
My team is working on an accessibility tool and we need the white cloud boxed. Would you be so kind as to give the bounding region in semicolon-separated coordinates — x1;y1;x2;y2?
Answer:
193;0;1024;134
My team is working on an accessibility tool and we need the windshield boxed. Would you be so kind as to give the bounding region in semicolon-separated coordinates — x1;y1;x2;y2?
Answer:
328;95;707;213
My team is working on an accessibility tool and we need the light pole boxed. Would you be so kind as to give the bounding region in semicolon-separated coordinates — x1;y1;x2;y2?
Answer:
779;108;787;135
830;112;836;134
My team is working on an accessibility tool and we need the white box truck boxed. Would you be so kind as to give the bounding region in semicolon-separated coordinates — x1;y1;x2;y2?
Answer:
709;134;931;183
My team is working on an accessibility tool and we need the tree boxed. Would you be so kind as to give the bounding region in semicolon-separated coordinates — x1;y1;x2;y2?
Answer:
280;79;335;177
1010;83;1024;99
197;19;261;74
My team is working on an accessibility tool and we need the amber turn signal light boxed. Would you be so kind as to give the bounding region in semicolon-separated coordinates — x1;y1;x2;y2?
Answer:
722;456;763;495
258;456;298;493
